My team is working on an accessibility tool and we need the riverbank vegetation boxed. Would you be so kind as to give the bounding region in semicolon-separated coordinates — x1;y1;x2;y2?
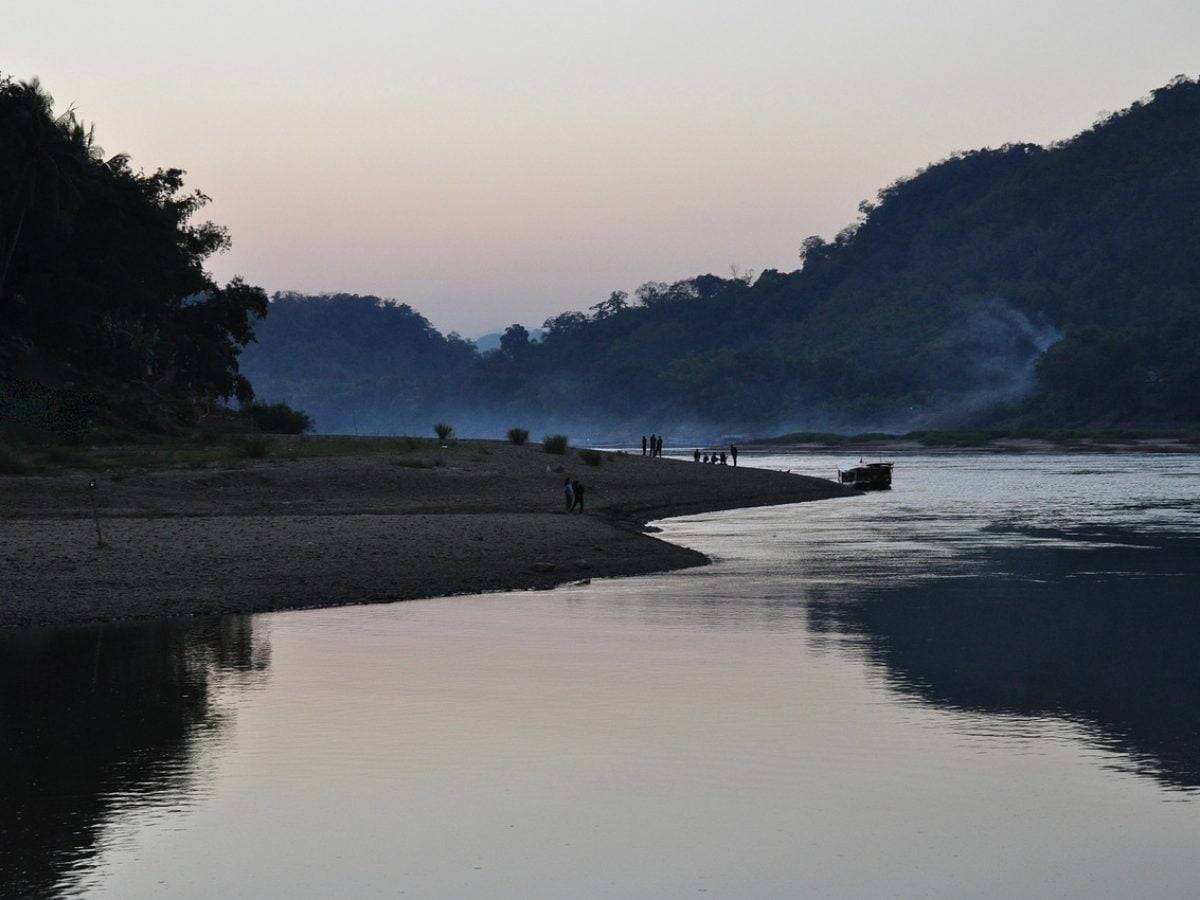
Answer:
0;74;268;447
6;73;1200;448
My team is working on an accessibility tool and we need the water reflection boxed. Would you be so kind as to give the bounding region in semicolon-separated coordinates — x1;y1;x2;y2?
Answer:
657;452;1200;795
805;530;1200;791
1;453;1197;896
0;617;268;896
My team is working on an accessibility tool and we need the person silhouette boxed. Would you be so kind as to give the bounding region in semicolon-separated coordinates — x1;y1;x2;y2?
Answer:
719;452;727;465
570;479;585;512
693;448;700;463
641;435;648;456
730;445;738;466
563;476;574;511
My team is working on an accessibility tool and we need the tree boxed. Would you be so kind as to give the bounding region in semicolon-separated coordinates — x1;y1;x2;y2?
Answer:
589;290;629;319
499;323;530;355
0;73;270;435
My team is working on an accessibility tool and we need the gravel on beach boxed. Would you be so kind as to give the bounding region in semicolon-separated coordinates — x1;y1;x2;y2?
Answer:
0;441;852;630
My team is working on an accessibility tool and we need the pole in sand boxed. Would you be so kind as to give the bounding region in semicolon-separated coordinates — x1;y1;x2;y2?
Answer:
88;478;104;548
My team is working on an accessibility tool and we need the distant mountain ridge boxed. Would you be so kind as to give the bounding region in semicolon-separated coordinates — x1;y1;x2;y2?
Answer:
244;77;1200;436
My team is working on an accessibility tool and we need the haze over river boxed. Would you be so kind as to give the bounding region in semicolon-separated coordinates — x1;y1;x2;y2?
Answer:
3;453;1198;897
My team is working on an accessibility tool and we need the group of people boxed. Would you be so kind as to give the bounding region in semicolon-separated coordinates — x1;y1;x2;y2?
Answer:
693;445;738;466
561;439;741;514
640;434;739;466
563;477;585;513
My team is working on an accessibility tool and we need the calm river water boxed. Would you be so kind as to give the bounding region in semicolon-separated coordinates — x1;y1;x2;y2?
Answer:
2;453;1198;897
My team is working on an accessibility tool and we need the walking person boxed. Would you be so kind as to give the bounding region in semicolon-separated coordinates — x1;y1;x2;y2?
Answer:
570;479;585;513
730;444;738;466
563;476;574;512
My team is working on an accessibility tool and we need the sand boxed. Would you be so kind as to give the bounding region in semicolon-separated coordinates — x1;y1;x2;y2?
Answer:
0;441;852;630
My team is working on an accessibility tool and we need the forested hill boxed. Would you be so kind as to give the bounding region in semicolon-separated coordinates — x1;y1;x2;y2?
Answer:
245;77;1200;436
238;293;478;434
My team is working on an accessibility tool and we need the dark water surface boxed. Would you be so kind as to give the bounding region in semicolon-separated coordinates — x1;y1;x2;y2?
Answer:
2;453;1198;897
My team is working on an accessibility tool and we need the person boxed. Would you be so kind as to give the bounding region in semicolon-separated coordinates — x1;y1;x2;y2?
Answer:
719;452;727;465
563;476;574;511
570;479;585;513
656;435;664;457
641;435;647;456
693;448;700;463
730;444;738;466
649;434;657;458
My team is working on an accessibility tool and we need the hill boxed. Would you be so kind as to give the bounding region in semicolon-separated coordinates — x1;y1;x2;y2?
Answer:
245;77;1200;437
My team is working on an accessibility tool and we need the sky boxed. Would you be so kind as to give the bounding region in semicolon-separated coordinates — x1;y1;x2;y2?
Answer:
5;1;1199;334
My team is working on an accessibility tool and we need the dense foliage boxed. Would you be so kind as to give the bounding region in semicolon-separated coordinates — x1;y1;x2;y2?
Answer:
0;75;266;441
238;292;476;434
246;401;312;435
15;73;1194;440
244;77;1200;436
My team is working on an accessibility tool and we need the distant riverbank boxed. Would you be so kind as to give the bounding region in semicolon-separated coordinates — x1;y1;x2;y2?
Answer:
746;428;1200;455
0;439;851;630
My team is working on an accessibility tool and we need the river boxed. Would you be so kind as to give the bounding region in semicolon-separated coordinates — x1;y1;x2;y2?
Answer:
2;452;1198;897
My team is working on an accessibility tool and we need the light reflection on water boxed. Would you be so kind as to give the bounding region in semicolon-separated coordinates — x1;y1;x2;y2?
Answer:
2;453;1198;898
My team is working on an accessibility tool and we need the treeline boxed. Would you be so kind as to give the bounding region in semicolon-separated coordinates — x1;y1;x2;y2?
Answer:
246;76;1200;436
0;75;266;442
238;293;477;434
6;73;1200;442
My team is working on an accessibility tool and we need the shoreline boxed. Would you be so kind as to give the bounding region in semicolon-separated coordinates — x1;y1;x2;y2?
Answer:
742;437;1200;455
0;441;852;631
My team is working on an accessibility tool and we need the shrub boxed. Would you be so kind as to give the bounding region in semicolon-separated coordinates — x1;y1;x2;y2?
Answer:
230;435;272;459
248;401;313;435
507;427;529;446
434;423;454;441
578;448;603;467
542;434;568;454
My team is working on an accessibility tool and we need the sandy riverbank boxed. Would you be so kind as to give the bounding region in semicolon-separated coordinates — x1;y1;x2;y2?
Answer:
0;441;852;629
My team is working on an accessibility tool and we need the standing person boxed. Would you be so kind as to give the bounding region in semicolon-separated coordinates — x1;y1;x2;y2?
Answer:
563;476;574;512
693;448;701;463
656;435;664;457
570;479;585;513
641;435;648;456
649;434;657;458
730;445;738;466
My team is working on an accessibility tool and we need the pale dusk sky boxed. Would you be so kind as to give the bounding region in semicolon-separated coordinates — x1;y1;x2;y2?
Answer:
5;1;1198;333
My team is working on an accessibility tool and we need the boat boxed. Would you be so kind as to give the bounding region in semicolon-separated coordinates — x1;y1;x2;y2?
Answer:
837;462;893;490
